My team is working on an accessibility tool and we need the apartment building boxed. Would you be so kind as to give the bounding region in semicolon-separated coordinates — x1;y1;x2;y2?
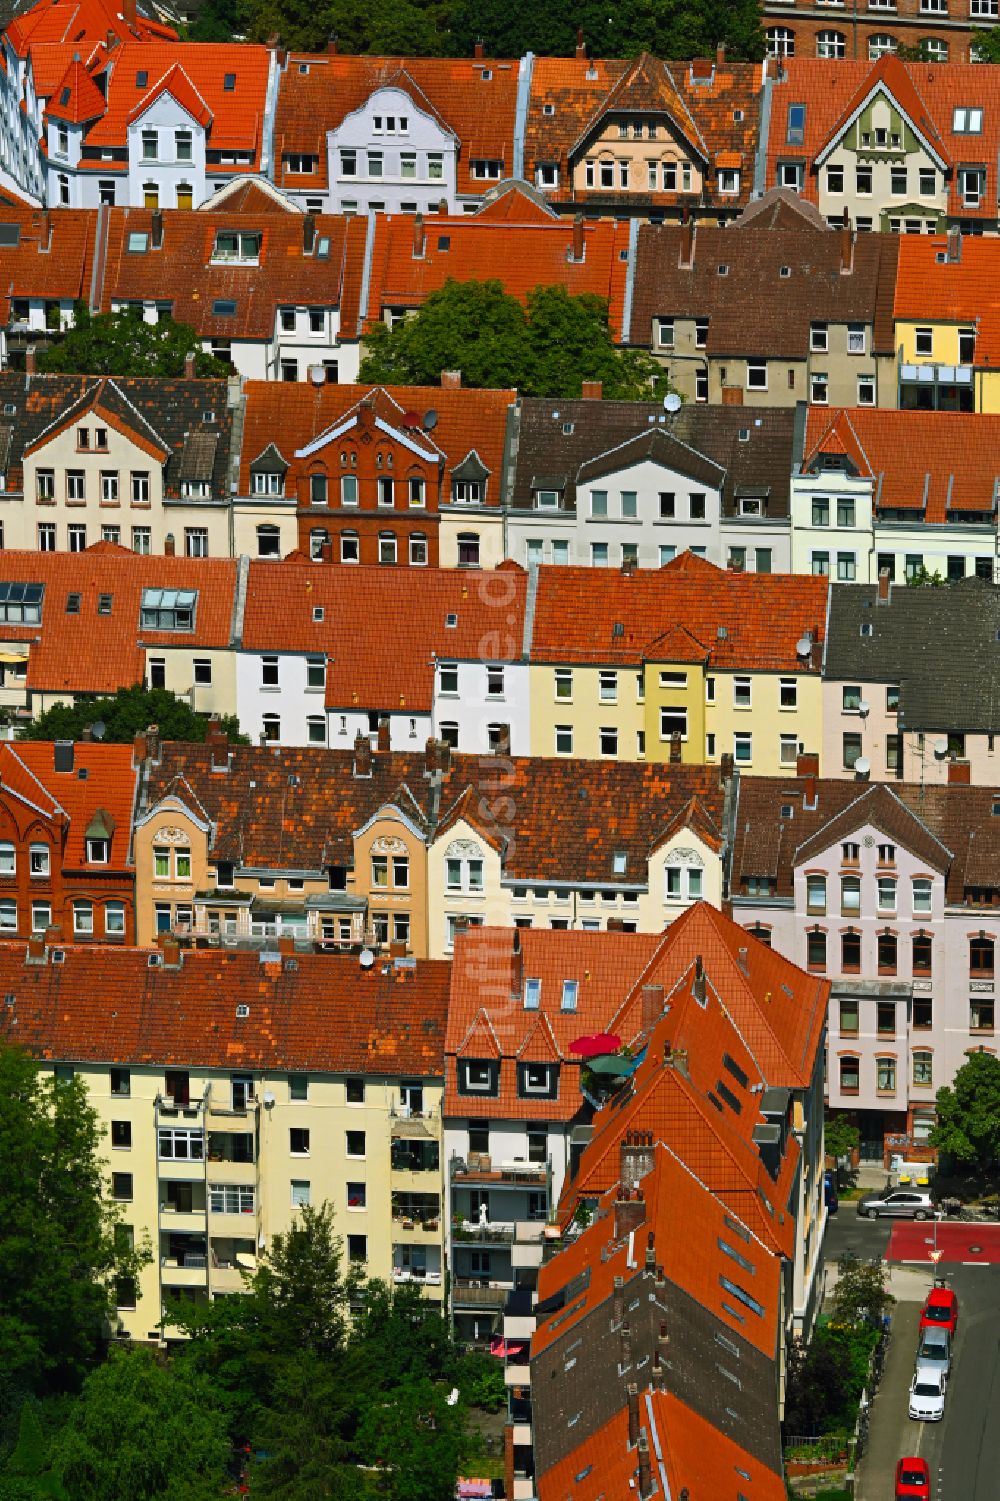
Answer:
0;938;450;1337
238;380;515;570
505;394;796;572
731;773;1000;1157
526;553;828;772
893;233;996;412
0;371;235;556
0;738;137;942
761;0;993;65
793;407;999;584
627;207;899;408
0;209;95;366
822;575;1000;782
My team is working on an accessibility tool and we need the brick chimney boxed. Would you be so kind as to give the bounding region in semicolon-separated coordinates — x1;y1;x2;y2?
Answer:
26;932;45;963
511;928;523;997
575;26;586;58
797;750;818;807
277;934;295;956
424;737;439;775
644;1228;656;1271
613;1186;647;1242
948;759;971;784
637;1430;652;1499
183;350;196;379
716;41;726;65
412;212;425;258
571;213;585;262
840;214;855;275
606;916;626;931
207;717;229;772
132;730;147;766
679;211;696;270
692;954;706;1005
353;732;371;777
641;984;664;1032
721;385;744;406
581;380;602;400
123;0;137;24
719;750;734;788
669;730;682;764
303;213;316;255
319;538;333;564
326;33;338;53
877;566;891;604
25;345;37;376
164;533;176;557
627;1383;640;1447
621;1130;655;1187
161;934;182;968
474;38;484;57
145;723;161;763
441;370;462;389
493;724;511;756
439;738;452;772
376;717;390;753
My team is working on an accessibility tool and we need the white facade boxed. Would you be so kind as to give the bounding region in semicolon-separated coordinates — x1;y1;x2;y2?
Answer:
235;649;331;746
431;658;531;756
326;87;458;217
126;93;208;210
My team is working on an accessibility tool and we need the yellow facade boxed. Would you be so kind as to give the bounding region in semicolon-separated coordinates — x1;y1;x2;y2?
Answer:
72;1058;445;1341
895;319;998;412
529;663;646;761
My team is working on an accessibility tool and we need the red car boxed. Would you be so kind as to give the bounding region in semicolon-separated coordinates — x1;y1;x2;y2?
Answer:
895;1456;930;1500
919;1283;959;1335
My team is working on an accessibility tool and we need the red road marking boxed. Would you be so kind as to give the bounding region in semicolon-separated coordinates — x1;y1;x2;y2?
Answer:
886;1221;1000;1263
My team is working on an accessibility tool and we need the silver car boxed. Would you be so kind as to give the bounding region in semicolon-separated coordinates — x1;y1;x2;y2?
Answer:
917;1327;951;1376
856;1189;934;1221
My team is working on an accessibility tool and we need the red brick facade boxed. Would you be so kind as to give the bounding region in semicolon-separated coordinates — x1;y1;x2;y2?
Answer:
762;7;993;65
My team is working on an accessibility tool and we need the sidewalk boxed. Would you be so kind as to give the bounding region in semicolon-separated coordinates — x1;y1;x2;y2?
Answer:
822;1252;932;1305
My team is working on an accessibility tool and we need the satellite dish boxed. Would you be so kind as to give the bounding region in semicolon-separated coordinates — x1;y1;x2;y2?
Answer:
423;409;438;431
90;720;106;740
402;411;421;429
933;737;949;758
663;392;682;413
854;757;871;778
796;636;812;658
359;948;375;969
309;364;326;386
858;700;870;717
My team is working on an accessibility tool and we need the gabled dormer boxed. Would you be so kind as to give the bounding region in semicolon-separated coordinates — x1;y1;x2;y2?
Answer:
568;53;709;200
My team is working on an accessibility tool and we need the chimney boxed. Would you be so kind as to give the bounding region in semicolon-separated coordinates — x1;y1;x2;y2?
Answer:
132;731;147;766
25;345;37;376
53;740;74;773
26;932;45;963
474;38;484;57
620;1130;655;1187
376;717;390;753
161;935;182;968
672;1047;690;1078
719;750;734;788
164;533;176;557
493;724;511;756
948;226;962;263
796;750;818;807
721;385;744;406
606;916;626;931
319;539;333;564
439;739;452;772
693;954;706;1005
581;380;602;400
440;369;462;389
716;41;726;65
644;1229;656;1271
277;934;295;956
877;566;891;604
840;215;854;275
303;213;316;255
353;732;371;778
145;723;161;764
669;730;682;764
575;26;586;58
412;211;425;258
123;0;136;26
614;1188;646;1243
571;213;585;262
151;209;163;249
425;736;439;775
182;347;199;380
511;931;523;997
948;759;971;785
641;984;664;1032
624;1386;639;1446
207;718;229;772
637;1430;652;1499
620;557;636;577
737;945;749;976
679;212;696;270
326;33;338;54
80;725;93;743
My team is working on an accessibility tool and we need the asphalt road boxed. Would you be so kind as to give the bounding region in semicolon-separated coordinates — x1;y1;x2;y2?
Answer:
822;1209;1000;1500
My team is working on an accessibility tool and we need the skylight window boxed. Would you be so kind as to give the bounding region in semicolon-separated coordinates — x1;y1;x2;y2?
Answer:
66;593;80;614
127;232;149;253
59;87;71;106
0;582;43;624
524;978;541;1009
223;72;236;91
140;588;197;631
560;980;578;1012
135;71;148;88
212;299;237;317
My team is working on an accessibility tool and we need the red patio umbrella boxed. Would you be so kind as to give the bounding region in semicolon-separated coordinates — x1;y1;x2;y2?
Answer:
570;1032;622;1059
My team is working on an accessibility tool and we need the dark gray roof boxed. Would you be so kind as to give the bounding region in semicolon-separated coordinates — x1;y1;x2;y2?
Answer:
177;431;219;485
452;448;490;481
824;579;1000;733
507;399;795;518
576;426;725;490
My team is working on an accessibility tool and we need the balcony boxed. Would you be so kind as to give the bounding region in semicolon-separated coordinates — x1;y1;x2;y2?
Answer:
210;1262;253;1294
158;1206;206;1233
392;1266;443;1288
205;1155;257;1185
452;1221;516;1245
160;1256;208;1286
452;1281;508;1309
450;1153;549;1187
392;1215;441;1243
206;1094;260;1124
390;1103;440;1140
156;1156;205;1181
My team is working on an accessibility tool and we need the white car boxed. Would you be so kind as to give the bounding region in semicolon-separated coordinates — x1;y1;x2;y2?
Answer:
909;1369;946;1422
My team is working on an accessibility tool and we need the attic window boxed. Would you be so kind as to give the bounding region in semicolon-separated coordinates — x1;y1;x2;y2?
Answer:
312;606;324;622
445;612;458;627
2;404;14;415
738;428;749;441
135;71;148;87
316;237;330;259
236;1003;250;1018
437;235;451;250
59;87;71;106
224;73;236;91
480;69;493;80
560;980;578;1012
734;109;744;121
780;266;791;278
524;977;541;1009
213;299;237;317
612;850;627;875
127;232;149;253
993;798;1000;816
97;593;112;615
66;592;81;614
0;225;20;248
298;63;310;74
860;622;873;637
780;804;793;819
718;264;729;276
202;410;215;422
562;422;574;435
543;103;555;115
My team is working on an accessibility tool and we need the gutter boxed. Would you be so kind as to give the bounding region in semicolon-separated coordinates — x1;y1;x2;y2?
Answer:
355;211;377;339
620;215;639;346
753;65;773;200
512;53;534;181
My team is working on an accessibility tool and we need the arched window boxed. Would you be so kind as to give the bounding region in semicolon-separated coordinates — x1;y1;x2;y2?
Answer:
745;923;771;948
816;29;846;58
971;935;995;976
869;33;897;58
309;468;328;505
407;473;426;508
73;899;93;935
378;531;397;565
766;27;795;56
142;181;158;210
175;182;193;211
409;533;428;566
921;36;948;60
839;1055;860;1094
256;524;281;558
806;928;826;970
877;931;897;973
457;532;480;568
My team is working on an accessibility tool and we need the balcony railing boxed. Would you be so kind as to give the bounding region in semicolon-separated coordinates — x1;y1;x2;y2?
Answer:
452;1222;516;1244
391;1267;442;1285
450;1153;549;1186
452;1281;509;1308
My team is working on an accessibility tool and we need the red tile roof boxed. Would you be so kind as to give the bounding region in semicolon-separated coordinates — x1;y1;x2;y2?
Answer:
238;381;515;503
529;553;829;670
0;942;449;1076
362;211;632;340
45;53;108;125
241;561;528;715
0;545;238;695
0;208;96;321
99;209;357;341
4;741;136;868
124;60;212;129
6;0;176;58
273;53;521;199
803;406;1000;523
894;235;1000;363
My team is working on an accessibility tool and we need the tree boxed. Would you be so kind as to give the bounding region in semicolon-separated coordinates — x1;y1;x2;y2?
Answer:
17;688;245;747
238;0;339;50
906;565;946;587
830;1254;893;1330
359;279;664;399
37;306;228;379
447;0;763;60
825;1114;859;1163
185;0;240;41
0;1045;147;1396
931;1049;1000;1173
321;0;446;53
355;1377;465;1501
54;1349;229;1501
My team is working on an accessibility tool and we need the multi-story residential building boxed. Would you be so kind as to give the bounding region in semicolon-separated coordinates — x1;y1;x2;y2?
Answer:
238;559;530;752
238;380;515;569
0;371;236;556
0;547;240;721
626;206;899;408
271;49;521;216
526;553;828;771
760;0;994;65
100;202;366;384
893;232;995;412
505;393;796;572
0;209;95;365
822;575;1000;782
731;771;1000;1157
521;48;762;222
764;57;1000;233
0;937;450;1336
531;1140;787;1501
793;407;999;583
0;738;138;942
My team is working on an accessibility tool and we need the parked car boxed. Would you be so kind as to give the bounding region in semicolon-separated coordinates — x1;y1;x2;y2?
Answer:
824;1169;839;1215
895;1456;931;1500
920;1283;958;1336
908;1369;946;1422
856;1189;934;1221
916;1325;951;1375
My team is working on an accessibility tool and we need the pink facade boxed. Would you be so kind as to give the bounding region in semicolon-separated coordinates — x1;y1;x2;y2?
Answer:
821;679;1000;786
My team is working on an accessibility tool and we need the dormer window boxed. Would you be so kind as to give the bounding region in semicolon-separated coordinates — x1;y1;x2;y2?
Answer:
518;1062;558;1099
212;231;261;264
140;588;197;631
953;106;983;133
534;488;561;509
86;837;109;864
459;1059;499;1096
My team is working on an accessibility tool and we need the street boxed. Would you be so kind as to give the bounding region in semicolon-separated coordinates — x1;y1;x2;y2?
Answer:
821;1210;1000;1500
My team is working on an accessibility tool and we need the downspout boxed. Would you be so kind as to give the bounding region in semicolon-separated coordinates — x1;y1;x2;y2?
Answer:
512;53;534;182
